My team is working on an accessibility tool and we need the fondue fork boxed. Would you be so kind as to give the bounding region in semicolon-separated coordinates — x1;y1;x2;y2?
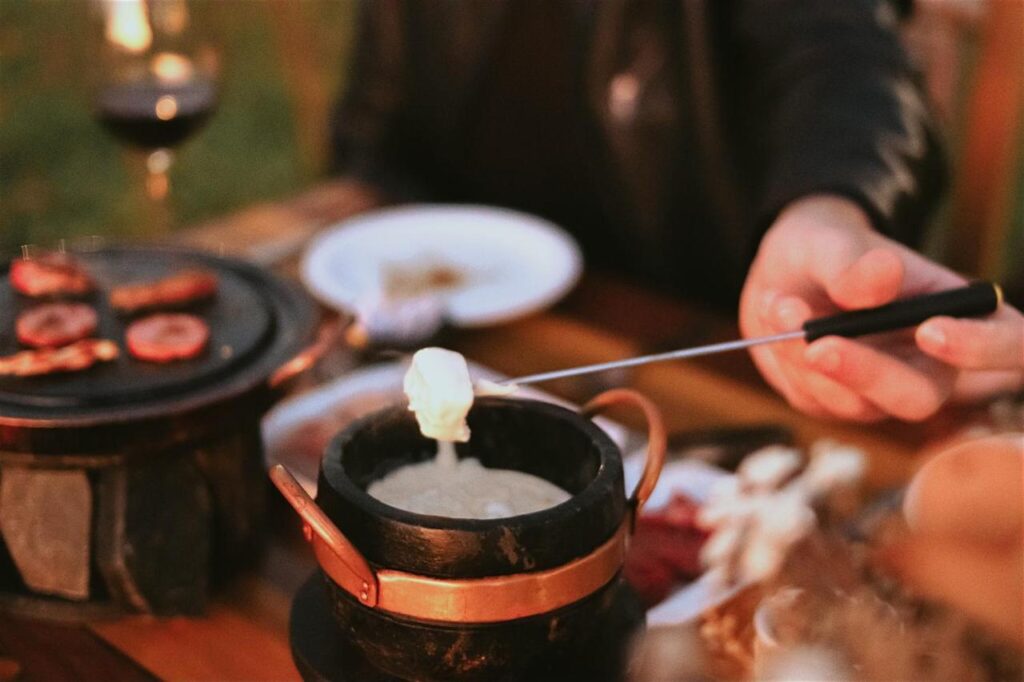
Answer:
505;282;1003;387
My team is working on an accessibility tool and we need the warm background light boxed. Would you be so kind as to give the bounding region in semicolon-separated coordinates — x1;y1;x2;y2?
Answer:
103;0;152;53
151;52;194;85
154;95;179;121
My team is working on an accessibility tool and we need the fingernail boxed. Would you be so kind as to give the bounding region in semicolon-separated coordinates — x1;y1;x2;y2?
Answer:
918;323;946;350
807;346;841;374
776;300;805;331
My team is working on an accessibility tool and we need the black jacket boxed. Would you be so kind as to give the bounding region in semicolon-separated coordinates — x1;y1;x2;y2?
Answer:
330;0;945;308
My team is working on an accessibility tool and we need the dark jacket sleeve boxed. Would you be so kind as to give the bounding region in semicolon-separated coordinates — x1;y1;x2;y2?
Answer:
329;0;423;200
734;0;946;246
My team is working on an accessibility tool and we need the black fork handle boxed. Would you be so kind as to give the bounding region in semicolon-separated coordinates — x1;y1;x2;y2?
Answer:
803;282;1002;342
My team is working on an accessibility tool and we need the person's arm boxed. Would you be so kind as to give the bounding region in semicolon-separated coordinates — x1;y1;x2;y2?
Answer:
731;1;1021;419
734;0;945;243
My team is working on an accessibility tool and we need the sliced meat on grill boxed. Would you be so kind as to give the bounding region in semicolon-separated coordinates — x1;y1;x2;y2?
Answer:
16;303;99;348
624;493;709;607
0;339;119;377
110;269;218;313
9;253;95;297
126;313;210;363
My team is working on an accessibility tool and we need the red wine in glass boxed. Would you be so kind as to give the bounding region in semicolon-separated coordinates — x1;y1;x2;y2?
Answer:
96;77;217;150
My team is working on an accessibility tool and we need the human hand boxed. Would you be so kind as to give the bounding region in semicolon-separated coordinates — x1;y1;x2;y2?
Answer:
740;194;1024;421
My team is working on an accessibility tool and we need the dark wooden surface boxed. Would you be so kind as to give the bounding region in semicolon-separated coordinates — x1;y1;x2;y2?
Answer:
0;182;993;681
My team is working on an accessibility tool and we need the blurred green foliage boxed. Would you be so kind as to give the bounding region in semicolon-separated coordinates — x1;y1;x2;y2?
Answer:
0;0;356;255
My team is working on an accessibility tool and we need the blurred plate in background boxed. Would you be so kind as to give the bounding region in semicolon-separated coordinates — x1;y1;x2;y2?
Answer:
300;205;583;327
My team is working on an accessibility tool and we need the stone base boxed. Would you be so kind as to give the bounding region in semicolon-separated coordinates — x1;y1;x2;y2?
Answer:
0;422;266;620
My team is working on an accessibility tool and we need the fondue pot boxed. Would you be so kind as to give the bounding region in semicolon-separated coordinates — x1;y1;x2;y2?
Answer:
0;245;322;618
274;389;666;681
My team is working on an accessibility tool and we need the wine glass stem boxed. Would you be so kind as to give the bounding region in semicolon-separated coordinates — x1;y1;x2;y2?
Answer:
145;148;173;201
144;148;174;232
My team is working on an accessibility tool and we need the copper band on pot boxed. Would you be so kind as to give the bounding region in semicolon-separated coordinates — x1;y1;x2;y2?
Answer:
365;518;627;623
275;461;630;623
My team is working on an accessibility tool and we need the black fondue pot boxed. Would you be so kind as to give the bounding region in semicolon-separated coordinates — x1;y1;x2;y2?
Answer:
0;245;322;618
274;389;666;681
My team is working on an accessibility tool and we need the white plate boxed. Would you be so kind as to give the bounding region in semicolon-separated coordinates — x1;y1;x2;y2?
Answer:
300;205;583;327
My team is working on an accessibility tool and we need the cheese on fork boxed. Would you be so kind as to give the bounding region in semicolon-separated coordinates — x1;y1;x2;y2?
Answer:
404;347;475;442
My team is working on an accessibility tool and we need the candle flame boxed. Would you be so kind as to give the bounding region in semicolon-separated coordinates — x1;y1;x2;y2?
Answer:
104;0;153;53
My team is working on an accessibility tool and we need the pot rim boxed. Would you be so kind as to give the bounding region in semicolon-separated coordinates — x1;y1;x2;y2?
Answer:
319;396;624;532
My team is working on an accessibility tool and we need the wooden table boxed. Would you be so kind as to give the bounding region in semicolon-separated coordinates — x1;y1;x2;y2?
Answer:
0;182;990;681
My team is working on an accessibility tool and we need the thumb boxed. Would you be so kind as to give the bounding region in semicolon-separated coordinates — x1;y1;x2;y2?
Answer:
825;238;967;311
824;248;905;311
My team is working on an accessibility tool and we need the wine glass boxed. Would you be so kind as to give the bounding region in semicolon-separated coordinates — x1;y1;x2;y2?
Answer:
92;0;219;229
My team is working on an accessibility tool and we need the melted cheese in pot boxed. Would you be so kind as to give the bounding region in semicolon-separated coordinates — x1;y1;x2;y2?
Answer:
367;449;571;519
368;347;570;519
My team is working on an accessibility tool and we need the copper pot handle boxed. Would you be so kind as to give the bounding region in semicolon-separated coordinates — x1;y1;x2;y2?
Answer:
269;464;380;606
269;317;345;390
581;388;667;514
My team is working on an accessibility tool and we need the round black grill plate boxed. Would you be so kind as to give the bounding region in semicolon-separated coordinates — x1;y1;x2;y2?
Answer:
0;246;316;433
0;249;273;409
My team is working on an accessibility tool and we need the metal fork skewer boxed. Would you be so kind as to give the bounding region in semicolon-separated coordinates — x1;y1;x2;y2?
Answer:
504;282;1002;387
507;330;805;386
